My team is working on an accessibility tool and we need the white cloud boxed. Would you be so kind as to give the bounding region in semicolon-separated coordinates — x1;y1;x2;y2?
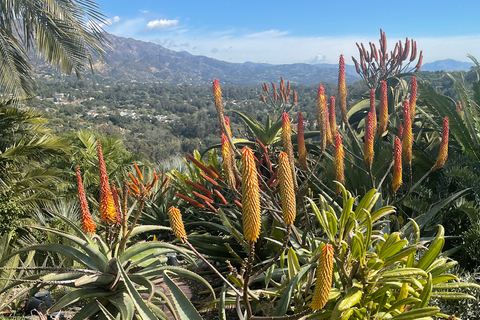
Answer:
99;16;121;28
146;19;179;30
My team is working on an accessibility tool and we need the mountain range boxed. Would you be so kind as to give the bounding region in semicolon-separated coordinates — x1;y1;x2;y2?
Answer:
35;33;475;86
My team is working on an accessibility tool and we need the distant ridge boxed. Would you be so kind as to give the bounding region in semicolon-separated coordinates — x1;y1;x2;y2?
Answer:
34;33;360;86
421;59;474;72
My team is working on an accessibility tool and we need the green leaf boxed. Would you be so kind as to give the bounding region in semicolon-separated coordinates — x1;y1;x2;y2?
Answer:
416;273;432;308
390;307;439;320
108;292;135;320
115;258;159;319
163;270;203;320
273;263;316;316
49;288;114;313
417;225;445;270
97;301;117;320
287;248;300;281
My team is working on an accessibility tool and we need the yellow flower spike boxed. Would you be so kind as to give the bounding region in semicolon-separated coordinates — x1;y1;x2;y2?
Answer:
278;152;296;225
241;147;261;243
392;137;403;193
364;112;375;167
334;134;345;192
168;207;187;243
378;81;389;135
329;97;337;137
409;76;417;123
338;55;348;124
282;113;297;188
433;117;449;169
221;134;236;189
369;89;377;135
310;244;334;311
97;140;116;223
317;85;327;153
402;101;413;165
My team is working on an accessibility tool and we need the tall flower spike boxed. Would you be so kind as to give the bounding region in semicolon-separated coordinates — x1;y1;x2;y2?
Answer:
378;81;388;135
111;181;122;227
364;112;375;167
224;116;232;139
76;165;96;235
329;97;337;137
409;76;417;123
282;113;297;188
324;95;333;146
317;85;327;153
310;244;334;311
241;147;261;243
168;207;187;243
222;134;236;189
402;101;413;165
97;140;116;223
334;134;345;192
213;79;227;135
392;137;402;193
297;113;308;170
369;89;377;134
338;55;348;124
433;117;449;169
278;152;296;225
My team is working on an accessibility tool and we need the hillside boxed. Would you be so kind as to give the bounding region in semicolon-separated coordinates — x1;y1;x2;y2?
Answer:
34;33;360;86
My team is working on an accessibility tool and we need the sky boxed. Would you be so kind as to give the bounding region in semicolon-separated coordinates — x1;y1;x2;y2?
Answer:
94;0;480;65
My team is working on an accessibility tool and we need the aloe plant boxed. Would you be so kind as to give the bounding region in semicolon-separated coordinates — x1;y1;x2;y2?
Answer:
0;141;211;320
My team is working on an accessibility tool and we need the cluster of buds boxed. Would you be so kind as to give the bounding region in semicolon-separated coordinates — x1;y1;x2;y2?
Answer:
352;29;423;89
127;163;167;201
260;77;297;117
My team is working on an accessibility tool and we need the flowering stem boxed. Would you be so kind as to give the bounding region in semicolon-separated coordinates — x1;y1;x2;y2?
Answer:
249;225;291;284
244;241;255;319
184;239;242;296
120;197;146;253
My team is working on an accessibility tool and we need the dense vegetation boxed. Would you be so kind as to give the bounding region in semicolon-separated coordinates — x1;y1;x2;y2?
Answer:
1;9;480;319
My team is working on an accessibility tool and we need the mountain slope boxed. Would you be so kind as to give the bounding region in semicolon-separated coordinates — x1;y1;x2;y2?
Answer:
36;33;360;85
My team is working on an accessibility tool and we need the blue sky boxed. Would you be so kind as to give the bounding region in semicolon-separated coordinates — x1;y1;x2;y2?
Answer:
95;0;480;65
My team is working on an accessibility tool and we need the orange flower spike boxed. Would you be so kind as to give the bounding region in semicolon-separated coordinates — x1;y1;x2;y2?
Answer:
282;113;297;187
364;112;375;167
187;155;218;179
293;90;297;105
134;163;143;181
224;116;232;139
409;76;417;123
193;191;214;203
402;100;413;165
392;137;403;193
369;89;377;134
378;81;388;135
168;207;187;243
338;55;348;124
260;93;266;103
200;173;220;187
324;96;333;146
433;117;449;169
329;97;337;137
317;85;327;153
214;189;228;205
76;165;96;235
221;134;236;189
334;134;345;191
241;147;261;243
111;181;122;227
97;140;116;223
278;152;296;225
310;244;334;311
398;124;404;140
212;79;224;117
297;113;308;170
158;176;170;190
175;192;205;208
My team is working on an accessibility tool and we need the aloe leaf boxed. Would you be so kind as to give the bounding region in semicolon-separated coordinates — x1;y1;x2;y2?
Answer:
129;225;172;238
390;307;439;320
417;225;445;270
232;110;270;143
49;288;114;313
71;300;101;320
115;258;159;319
273;263;316;316
98;301;116;320
4;244;97;270
120;242;194;264
43;208;93;244
163;270;203;320
108;292;135;320
28;225;108;269
287;248;300;282
219;284;227;320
